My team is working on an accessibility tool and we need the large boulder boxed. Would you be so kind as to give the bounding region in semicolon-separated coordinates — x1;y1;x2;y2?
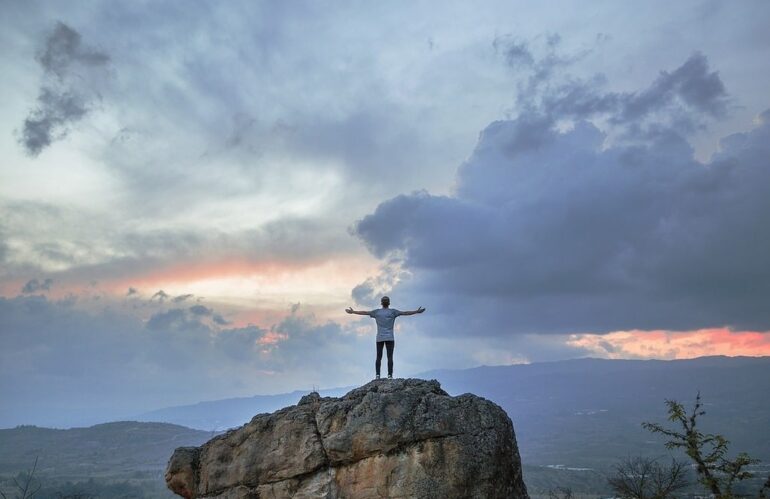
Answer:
166;378;528;498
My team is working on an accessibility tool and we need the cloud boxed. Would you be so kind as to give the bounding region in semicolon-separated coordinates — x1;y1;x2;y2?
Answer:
494;34;591;109
0;230;7;264
188;304;212;316
146;307;211;334
539;51;729;136
498;39;534;69
3;2;513;225
0;294;377;427
615;52;728;122
21;278;53;294
172;293;194;303
263;307;369;372
352;51;770;338
212;313;230;326
0;199;363;288
494;35;729;140
350;258;409;305
37;22;109;76
568;329;770;359
5;272;727;429
19;21;109;156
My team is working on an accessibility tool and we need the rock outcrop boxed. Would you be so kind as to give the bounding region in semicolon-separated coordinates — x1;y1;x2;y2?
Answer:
165;378;528;499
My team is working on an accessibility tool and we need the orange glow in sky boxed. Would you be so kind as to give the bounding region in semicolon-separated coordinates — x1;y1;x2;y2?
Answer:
0;254;382;330
568;328;770;359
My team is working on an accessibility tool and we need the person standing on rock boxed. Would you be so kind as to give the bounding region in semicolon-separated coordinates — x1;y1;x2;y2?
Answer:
346;296;425;380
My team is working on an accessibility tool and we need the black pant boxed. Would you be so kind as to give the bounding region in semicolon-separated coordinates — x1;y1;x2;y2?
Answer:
376;340;394;376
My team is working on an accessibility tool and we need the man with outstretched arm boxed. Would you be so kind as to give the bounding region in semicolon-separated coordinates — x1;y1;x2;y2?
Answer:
346;295;426;380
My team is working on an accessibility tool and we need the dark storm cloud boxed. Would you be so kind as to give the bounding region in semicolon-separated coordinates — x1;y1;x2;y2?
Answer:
353;52;770;337
19;22;109;156
37;22;109;76
538;52;728;133
616;52;728;121
21;88;88;155
495;35;729;139
21;278;53;294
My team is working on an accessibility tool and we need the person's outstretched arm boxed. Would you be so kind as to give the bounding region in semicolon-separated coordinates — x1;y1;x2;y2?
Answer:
399;306;426;316
345;307;371;316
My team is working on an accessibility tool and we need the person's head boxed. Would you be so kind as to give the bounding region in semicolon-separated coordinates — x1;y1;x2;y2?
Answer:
381;295;390;308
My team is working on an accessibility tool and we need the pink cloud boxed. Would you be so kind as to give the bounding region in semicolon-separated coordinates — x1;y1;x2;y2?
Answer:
568;328;770;359
256;330;289;346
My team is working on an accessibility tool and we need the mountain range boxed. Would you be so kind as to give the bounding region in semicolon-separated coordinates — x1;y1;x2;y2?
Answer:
2;356;769;497
134;355;770;467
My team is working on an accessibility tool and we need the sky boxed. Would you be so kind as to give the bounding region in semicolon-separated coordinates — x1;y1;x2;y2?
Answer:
1;0;770;428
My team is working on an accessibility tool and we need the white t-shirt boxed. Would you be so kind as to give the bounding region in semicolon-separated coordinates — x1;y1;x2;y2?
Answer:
368;308;403;342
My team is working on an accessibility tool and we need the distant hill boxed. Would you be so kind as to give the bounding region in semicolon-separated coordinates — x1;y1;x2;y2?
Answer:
136;386;353;431
416;355;770;467
0;421;211;479
2;356;768;497
138;355;770;469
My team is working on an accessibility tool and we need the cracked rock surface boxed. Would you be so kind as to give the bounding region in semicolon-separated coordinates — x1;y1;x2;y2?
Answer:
165;378;528;499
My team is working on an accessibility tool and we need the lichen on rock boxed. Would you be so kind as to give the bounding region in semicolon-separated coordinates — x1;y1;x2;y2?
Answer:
165;378;528;499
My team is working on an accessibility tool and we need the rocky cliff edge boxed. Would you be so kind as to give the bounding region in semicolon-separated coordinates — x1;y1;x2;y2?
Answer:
165;378;528;499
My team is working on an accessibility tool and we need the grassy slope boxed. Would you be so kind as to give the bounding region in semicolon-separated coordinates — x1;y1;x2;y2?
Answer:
0;421;213;497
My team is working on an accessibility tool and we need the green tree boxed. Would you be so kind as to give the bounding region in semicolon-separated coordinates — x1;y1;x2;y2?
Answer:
642;392;768;499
